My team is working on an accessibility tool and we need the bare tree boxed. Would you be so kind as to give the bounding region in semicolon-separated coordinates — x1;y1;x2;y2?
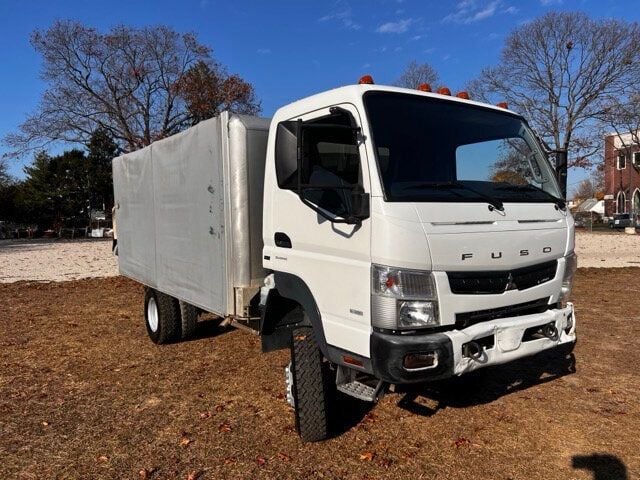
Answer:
4;21;260;156
470;12;640;192
598;92;640;153
394;61;439;89
571;179;597;202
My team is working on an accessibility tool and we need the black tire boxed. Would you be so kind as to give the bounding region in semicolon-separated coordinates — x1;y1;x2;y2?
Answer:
179;300;198;339
290;325;335;442
144;288;181;344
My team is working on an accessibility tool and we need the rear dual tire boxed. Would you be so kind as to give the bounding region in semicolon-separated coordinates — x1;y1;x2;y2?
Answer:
144;288;181;344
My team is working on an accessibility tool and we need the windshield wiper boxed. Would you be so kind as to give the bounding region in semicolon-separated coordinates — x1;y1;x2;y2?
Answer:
494;184;566;210
402;181;504;212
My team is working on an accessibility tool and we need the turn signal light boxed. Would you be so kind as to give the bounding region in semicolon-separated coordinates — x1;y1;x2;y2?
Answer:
456;91;470;100
437;87;451;96
417;83;432;92
497;102;509;109
358;75;375;85
343;355;364;367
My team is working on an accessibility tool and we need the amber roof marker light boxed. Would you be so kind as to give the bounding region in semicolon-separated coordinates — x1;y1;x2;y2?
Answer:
437;87;451;96
358;75;375;85
497;102;509;109
456;91;470;100
417;83;432;92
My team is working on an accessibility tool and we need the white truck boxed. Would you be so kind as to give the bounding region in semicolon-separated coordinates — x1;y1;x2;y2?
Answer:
112;77;577;442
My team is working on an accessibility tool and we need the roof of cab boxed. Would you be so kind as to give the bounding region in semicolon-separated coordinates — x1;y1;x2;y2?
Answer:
273;83;518;121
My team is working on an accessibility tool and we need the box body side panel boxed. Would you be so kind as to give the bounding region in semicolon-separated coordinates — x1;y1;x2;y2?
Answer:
152;117;228;315
112;147;157;286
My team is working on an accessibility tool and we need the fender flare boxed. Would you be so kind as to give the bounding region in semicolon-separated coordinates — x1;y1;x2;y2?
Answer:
261;272;330;359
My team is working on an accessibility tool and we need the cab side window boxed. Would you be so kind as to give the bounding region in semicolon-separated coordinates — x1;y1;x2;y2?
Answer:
275;111;362;191
275;111;362;217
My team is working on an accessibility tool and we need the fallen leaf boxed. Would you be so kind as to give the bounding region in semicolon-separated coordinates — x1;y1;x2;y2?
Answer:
377;457;393;468
214;404;225;412
97;455;109;463
453;437;471;448
223;457;236;465
180;436;192;447
364;412;377;423
218;422;232;433
138;467;156;479
359;451;375;461
42;421;49;426
277;452;291;462
199;411;211;419
256;456;267;466
187;470;203;480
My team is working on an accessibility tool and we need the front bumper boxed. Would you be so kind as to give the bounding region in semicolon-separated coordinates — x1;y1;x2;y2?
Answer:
370;303;576;384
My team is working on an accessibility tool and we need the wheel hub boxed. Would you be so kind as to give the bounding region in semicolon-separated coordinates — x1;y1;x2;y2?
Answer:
147;297;159;333
285;362;295;407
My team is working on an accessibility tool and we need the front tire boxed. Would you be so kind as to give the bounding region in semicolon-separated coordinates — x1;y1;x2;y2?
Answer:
290;325;335;442
144;288;181;344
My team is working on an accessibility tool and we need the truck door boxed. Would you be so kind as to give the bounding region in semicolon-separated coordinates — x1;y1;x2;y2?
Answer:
265;104;372;357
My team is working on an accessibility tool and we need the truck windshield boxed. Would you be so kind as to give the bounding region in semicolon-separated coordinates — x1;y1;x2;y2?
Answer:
363;91;563;204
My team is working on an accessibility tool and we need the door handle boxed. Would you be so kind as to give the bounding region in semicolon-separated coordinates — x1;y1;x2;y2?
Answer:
274;232;292;248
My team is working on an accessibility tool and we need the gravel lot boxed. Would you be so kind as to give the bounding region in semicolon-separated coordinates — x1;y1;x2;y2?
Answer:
575;230;640;267
0;231;637;283
0;239;118;283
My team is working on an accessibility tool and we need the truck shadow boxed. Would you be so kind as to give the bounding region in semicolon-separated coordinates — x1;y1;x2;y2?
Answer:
396;348;576;417
572;453;628;480
181;318;230;342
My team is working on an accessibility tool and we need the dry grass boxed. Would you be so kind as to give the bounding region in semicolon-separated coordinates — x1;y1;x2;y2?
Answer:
1;270;638;479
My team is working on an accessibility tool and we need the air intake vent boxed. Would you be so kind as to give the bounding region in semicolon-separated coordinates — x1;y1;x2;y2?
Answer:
455;297;551;329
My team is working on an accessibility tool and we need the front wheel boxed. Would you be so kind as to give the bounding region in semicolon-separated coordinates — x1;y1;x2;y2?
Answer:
290;325;336;442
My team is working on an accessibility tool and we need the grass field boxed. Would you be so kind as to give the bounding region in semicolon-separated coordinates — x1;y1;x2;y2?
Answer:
1;269;638;479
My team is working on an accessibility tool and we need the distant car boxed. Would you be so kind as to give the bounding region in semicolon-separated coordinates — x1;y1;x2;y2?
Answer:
608;213;632;229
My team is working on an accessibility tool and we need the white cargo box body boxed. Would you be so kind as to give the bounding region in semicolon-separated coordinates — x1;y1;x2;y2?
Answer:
112;112;271;317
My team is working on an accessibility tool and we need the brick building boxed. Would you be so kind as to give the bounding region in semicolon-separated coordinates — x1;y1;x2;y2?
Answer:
603;132;640;223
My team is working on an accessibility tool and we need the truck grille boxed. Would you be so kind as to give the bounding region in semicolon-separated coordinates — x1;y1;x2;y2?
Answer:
447;260;557;295
455;297;552;329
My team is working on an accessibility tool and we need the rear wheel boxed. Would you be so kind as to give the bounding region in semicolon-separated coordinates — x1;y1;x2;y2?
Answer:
144;288;181;344
179;301;198;339
290;325;336;442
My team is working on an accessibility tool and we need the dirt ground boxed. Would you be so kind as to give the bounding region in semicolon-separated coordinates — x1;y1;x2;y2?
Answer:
1;270;638;479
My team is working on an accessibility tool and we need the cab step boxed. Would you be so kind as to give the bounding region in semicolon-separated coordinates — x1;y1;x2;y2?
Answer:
335;365;386;402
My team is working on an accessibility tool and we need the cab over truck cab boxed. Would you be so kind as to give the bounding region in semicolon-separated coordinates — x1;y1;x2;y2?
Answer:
113;79;577;443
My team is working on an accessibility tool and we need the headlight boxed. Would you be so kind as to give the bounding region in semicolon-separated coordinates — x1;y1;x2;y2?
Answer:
559;251;577;307
371;265;439;330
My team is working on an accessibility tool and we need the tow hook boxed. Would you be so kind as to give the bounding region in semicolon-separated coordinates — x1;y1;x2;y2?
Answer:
462;341;483;360
542;323;558;340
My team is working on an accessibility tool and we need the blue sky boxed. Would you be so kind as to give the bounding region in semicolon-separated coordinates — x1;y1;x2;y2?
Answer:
0;0;636;188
